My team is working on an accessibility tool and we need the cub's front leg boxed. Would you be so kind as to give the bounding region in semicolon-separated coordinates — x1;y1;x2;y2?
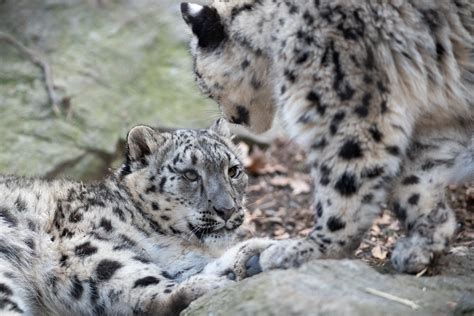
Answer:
63;244;233;315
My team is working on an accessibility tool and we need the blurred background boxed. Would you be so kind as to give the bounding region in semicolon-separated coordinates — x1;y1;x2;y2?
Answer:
0;0;216;180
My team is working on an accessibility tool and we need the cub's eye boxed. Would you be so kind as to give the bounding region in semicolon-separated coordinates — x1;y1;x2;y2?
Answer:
183;170;199;182
228;166;241;179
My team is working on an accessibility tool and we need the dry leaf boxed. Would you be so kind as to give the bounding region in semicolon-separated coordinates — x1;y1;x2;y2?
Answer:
289;178;311;195
371;245;387;260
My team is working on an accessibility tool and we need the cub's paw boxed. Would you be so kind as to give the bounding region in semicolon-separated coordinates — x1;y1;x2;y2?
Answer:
391;237;434;274
179;275;234;301
258;239;317;271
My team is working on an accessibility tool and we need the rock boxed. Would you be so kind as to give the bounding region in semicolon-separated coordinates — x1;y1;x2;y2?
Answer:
0;0;214;180
183;250;474;315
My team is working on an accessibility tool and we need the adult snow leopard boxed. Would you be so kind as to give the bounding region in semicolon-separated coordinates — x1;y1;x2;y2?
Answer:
180;0;474;273
0;120;303;315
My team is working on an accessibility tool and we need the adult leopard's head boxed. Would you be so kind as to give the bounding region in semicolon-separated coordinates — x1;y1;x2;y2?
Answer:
118;119;248;245
181;1;276;134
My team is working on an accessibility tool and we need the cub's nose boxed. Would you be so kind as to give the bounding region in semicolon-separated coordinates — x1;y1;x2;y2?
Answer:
213;206;236;222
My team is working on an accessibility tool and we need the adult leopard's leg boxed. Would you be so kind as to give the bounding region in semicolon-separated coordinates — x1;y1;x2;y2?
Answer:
274;35;411;259
390;130;469;273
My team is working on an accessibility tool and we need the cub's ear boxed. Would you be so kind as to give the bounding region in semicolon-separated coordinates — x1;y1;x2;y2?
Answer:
180;2;226;49
210;118;232;138
126;125;163;162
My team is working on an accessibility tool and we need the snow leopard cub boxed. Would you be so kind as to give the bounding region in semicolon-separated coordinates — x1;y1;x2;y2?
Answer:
0;120;300;315
181;0;473;274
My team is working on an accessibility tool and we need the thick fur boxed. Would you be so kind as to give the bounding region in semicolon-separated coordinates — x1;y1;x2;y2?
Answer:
181;0;474;273
0;121;301;315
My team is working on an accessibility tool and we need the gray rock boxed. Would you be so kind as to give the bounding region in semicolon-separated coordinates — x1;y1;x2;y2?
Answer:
0;0;214;180
183;250;474;316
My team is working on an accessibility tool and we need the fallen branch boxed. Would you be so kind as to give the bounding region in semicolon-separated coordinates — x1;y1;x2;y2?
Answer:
0;31;60;115
364;287;420;310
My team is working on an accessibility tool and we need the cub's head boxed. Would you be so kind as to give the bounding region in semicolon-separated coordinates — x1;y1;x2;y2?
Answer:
119;119;247;245
180;1;276;134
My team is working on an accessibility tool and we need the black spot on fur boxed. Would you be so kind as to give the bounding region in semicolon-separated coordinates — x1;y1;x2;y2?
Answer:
312;138;327;150
421;160;435;171
386;146;400;156
296;51;310;64
408;193;420;205
380;100;388;114
25;238;35;250
393;202;407;221
132;256;151;264
162;271;176;280
151;202;160;211
89;279;99;304
369;124;383;142
339;139;363;160
113;234;137;251
307;91;326;116
421;9;440;31
75;242;98;257
361;166;384;179
402;175;419;185
146;185;157;194
96;260;123;282
319;164;331;186
112;207;126;222
362;193;374;204
435;42;445;61
182;4;227;50
99;218;113;232
60;254;68;267
334;172;359;196
133;276;160;288
0;297;24;313
69;211;83;223
330;111;345;135
0;283;12;296
14;197;27;213
316;201;323;217
327;216;346;232
231;106;250;125
284;69;297;83
241;59;250;69
70;275;84;299
0;207;17;227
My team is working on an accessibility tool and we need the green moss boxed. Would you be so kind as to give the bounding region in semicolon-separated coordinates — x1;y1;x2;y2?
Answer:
0;0;218;180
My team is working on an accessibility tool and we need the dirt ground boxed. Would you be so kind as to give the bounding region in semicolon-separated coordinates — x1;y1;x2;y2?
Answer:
237;138;474;275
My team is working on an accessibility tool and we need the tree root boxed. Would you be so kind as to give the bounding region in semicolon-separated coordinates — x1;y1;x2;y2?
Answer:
0;31;61;115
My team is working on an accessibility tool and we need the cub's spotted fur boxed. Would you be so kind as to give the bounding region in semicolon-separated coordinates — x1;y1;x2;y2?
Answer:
0;121;300;315
181;0;474;273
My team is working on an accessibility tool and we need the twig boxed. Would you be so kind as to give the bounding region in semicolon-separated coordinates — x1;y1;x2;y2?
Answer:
364;287;420;310
0;31;60;115
415;268;428;278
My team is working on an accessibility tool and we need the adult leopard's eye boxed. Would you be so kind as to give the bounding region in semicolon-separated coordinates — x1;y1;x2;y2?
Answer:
183;170;199;182
228;166;241;179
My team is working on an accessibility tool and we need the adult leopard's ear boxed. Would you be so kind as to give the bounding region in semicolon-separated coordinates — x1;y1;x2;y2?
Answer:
180;2;227;49
210;118;232;138
126;125;163;162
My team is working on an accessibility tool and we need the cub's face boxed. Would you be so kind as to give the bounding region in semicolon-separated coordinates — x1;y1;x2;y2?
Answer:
181;2;276;134
120;120;248;245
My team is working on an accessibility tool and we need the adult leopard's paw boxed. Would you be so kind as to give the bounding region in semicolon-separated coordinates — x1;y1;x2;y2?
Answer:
391;237;434;274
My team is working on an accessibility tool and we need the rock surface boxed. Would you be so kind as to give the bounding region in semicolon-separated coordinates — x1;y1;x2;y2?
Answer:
0;0;214;180
183;250;474;316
